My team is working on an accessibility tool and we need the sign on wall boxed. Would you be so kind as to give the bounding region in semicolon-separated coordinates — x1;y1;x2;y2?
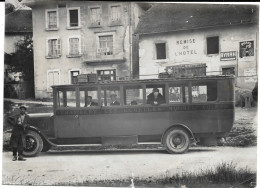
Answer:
244;69;257;83
174;38;198;57
220;51;236;61
239;41;254;58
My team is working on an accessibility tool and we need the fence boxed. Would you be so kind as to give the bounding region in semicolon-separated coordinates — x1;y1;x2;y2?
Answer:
4;82;34;99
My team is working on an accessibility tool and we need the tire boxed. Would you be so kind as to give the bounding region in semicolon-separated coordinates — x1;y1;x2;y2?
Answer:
163;128;190;154
23;130;43;157
41;142;52;152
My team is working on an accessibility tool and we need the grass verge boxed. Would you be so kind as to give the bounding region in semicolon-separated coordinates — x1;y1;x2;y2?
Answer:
54;162;256;187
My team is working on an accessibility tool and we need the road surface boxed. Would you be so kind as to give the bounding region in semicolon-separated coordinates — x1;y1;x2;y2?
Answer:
2;146;257;186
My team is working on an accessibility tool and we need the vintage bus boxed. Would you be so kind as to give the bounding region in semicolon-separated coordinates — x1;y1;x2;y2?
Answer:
20;75;234;156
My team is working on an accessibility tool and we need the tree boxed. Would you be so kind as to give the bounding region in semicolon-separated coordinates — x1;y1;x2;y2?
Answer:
5;3;15;15
6;36;34;82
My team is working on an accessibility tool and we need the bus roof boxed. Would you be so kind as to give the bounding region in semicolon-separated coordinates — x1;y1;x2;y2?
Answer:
51;75;234;88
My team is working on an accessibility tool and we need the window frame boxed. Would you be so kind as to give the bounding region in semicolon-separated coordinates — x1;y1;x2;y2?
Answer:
97;69;116;81
145;83;167;106
221;65;236;76
68;69;81;84
45;8;59;30
46;69;60;92
206;36;219;55
109;4;122;24
96;32;115;56
46;37;62;58
191;80;218;103
88;5;102;27
155;42;167;60
67;7;81;29
67;35;81;57
123;84;145;106
78;86;99;108
168;82;190;104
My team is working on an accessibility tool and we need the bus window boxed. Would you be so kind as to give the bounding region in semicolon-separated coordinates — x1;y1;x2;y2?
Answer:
146;85;166;105
79;87;98;107
169;84;189;103
57;89;76;107
192;81;217;102
123;85;143;106
101;86;121;106
66;90;77;107
57;90;64;107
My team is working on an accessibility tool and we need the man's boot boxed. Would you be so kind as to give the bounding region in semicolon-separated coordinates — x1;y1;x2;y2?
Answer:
12;156;17;161
18;155;26;161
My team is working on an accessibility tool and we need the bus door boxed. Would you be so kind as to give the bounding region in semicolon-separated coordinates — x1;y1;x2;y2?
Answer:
77;86;100;137
54;88;80;138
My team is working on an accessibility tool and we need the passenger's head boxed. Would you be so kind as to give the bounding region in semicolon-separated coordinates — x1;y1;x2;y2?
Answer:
110;94;117;101
153;88;159;97
86;96;92;103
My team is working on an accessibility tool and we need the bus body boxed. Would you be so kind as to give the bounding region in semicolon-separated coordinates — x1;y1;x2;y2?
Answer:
22;76;235;156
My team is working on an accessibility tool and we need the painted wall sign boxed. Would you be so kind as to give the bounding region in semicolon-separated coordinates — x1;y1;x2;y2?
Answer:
239;41;254;58
174;38;198;56
244;69;257;83
220;51;236;61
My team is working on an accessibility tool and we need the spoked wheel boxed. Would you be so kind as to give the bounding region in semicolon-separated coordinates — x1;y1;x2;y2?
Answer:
23;130;43;157
163;128;190;154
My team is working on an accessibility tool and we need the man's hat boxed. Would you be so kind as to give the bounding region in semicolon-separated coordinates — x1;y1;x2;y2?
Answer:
153;88;159;92
110;93;117;97
19;105;27;110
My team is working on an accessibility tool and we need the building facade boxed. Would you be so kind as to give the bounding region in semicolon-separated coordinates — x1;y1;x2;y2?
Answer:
24;0;148;99
136;4;258;90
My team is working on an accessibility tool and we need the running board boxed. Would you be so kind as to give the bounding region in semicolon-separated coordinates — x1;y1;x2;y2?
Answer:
138;142;161;145
55;144;102;147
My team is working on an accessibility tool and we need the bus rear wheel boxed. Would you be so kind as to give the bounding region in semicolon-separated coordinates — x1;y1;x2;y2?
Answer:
163;128;190;154
23;130;43;157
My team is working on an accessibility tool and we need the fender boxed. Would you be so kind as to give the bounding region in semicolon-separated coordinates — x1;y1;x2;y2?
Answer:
161;124;197;143
26;125;57;147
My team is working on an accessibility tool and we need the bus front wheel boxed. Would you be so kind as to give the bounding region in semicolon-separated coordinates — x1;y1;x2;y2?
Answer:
163;128;190;154
23;130;43;157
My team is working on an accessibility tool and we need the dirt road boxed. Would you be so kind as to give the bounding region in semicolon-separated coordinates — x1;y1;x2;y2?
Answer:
2;146;257;185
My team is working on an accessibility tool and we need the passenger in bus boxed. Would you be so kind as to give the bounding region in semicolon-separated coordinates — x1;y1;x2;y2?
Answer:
147;88;165;105
85;96;98;107
110;94;120;106
131;100;138;105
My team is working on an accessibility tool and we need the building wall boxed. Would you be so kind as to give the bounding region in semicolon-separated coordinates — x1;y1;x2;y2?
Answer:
139;24;258;90
32;1;142;99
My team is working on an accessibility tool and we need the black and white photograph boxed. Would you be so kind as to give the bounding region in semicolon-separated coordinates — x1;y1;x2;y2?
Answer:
1;1;259;187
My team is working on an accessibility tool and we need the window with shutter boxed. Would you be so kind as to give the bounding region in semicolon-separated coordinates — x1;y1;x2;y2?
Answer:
69;38;79;55
110;5;120;22
47;11;57;28
47;70;60;92
47;38;61;58
90;7;101;25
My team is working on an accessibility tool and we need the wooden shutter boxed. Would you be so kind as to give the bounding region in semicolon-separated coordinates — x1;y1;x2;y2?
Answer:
57;39;61;56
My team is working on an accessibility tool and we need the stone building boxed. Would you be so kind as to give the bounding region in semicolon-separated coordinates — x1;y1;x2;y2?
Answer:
24;0;149;99
135;4;258;90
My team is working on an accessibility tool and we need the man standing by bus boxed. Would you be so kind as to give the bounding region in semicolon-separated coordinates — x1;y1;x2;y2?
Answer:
9;105;29;161
147;88;165;105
